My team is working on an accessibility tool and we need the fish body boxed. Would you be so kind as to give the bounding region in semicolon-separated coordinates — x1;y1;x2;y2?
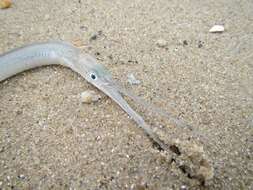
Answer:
0;41;190;150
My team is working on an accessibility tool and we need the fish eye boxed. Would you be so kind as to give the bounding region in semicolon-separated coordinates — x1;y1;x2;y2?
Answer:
90;73;97;80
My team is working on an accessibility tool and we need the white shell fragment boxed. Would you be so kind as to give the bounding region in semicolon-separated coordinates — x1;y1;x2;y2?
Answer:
80;90;101;103
127;73;141;85
156;39;168;48
209;25;224;33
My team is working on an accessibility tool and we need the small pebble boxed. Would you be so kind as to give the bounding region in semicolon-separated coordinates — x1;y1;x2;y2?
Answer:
80;90;101;104
156;39;167;48
127;74;141;85
198;40;204;48
90;34;97;41
180;185;188;190
90;30;103;41
18;174;25;179
0;0;12;9
94;52;100;56
209;25;224;33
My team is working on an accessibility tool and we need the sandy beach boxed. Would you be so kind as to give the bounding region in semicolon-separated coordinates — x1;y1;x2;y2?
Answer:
0;0;252;189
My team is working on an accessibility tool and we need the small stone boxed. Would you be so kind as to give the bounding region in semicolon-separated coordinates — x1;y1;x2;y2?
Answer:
90;31;102;41
209;25;224;33
127;74;141;85
18;174;25;179
0;0;11;9
80;90;101;104
94;52;100;56
156;39;167;48
90;34;97;41
183;40;188;46
95;136;101;141
180;185;188;190
198;41;204;48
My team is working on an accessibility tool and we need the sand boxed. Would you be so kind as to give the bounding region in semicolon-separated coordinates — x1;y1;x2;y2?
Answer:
0;0;253;189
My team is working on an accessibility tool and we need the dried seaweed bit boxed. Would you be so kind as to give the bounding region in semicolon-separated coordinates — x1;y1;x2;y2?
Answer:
0;0;12;9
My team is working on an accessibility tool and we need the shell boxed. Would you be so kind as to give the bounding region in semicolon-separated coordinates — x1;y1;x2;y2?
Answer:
80;90;101;104
209;25;224;33
0;0;12;9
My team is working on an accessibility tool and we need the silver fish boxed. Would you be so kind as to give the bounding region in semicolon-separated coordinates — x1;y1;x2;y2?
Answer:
0;41;191;150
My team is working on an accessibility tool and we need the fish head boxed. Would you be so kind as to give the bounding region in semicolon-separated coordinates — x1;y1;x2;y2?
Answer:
76;54;116;91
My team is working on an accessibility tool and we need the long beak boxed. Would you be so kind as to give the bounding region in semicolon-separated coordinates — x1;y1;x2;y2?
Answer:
100;78;192;130
93;78;168;150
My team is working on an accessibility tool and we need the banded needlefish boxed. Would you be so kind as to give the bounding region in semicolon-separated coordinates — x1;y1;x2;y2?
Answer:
0;41;191;151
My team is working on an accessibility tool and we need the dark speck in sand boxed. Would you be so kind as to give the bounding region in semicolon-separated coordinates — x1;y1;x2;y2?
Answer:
90;34;97;41
95;52;100;56
198;41;204;48
183;40;188;46
108;55;113;60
